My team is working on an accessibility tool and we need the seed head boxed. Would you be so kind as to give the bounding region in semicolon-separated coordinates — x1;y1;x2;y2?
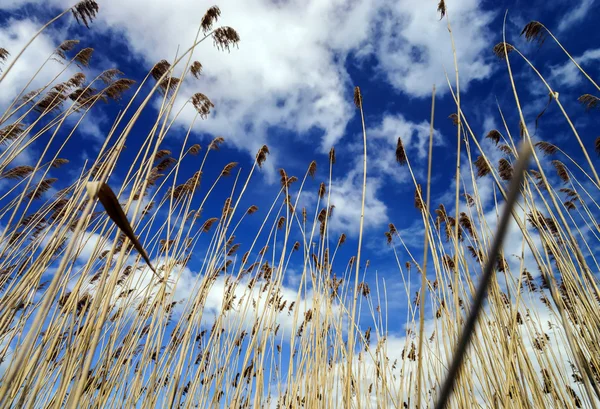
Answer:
396;137;407;165
578;94;599;112
521;21;546;47
201;6;221;33
72;0;99;28
213;27;240;52
535;141;558;156
493;42;515;59
190;61;203;79
353;86;362;109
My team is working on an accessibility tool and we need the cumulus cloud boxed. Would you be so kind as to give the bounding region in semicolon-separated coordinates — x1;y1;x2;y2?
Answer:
370;0;495;97
548;47;600;89
1;0;495;162
557;0;596;33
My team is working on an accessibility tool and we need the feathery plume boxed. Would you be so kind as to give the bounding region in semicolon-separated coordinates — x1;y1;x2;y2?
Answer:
188;144;201;155
190;61;203;78
221;162;238;177
415;184;424;210
353;86;362;108
521;21;546;46
55;40;79;60
256;145;269;168
72;0;100;28
99;68;123;85
201;6;221;33
396;137;407;165
318;182;326;199
308;160;317;178
535;141;558;156
202;218;219;232
0;123;24;144
104;78;136;101
552;160;569;183
74;47;94;67
486;130;501;145
27;178;58;199
0;48;9;63
437;0;446;19
498;158;513;181
493;42;514;59
474;156;491;178
247;205;258;215
51;158;69;168
1;165;34;180
329;147;336;165
213;27;240;52
448;113;459;126
209;136;225;150
497;144;513;156
191;93;214;119
578;94;599;111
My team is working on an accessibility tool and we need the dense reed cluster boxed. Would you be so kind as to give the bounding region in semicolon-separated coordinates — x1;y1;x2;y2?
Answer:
0;1;598;409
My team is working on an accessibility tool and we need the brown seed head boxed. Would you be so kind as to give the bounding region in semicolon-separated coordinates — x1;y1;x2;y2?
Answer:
498;158;513;181
0;123;24;144
520;21;546;47
213;27;240;52
396;137;407;165
104;78;136;101
535;141;558;156
0;48;9;63
414;184;424;210
448;113;459;126
209;136;225;150
221;162;238;177
99;68;123;85
474;156;491;178
72;0;99;28
578;94;600;111
256;145;270;168
486;130;501;145
201;6;221;33
318;182;326;199
202;217;219;232
191;93;214;119
552;160;569;183
308;160;317;178
188;144;201;155
329;147;336;165
190;61;203;79
1;165;34;180
51;158;69;168
437;0;446;19
55;40;79;59
493;42;515;59
74;47;94;67
353;86;362;108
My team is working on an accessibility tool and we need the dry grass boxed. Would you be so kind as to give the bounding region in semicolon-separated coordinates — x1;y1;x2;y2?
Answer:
0;1;598;409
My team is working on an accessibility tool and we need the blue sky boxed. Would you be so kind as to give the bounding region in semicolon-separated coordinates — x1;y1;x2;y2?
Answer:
1;0;600;385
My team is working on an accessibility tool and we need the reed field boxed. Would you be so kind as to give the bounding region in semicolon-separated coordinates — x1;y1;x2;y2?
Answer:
0;0;599;408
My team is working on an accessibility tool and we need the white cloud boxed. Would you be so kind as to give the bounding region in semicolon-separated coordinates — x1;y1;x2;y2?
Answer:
0;18;73;113
548;47;600;89
557;0;596;33
370;0;495;97
1;0;495;162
